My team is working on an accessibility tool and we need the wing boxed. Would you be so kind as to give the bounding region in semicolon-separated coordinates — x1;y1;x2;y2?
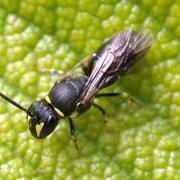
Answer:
59;55;94;80
79;30;153;104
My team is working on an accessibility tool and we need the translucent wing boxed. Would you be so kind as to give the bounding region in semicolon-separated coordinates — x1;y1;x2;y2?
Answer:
59;55;94;80
79;30;153;104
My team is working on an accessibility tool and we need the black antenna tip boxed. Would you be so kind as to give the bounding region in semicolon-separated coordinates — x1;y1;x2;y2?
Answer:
0;92;29;115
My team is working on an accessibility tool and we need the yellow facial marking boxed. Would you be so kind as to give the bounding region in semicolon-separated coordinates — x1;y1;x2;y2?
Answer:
54;108;64;117
45;96;51;104
36;122;44;137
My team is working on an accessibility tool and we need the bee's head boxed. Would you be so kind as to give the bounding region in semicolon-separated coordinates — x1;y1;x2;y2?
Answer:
0;92;61;139
28;99;59;139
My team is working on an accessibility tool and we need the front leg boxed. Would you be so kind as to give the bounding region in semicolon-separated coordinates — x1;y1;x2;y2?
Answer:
68;117;80;153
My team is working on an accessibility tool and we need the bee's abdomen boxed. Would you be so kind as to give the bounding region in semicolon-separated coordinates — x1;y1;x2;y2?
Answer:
48;76;87;116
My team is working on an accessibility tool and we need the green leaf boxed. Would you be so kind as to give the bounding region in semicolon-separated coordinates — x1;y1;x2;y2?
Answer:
0;0;179;179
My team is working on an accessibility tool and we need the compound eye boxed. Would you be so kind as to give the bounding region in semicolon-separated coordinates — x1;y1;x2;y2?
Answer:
29;116;36;126
37;115;59;139
47;115;56;125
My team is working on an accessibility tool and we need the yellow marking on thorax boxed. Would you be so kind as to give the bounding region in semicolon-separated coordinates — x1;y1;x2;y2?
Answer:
70;111;79;118
54;107;65;117
45;96;51;104
36;123;44;137
45;96;65;117
45;96;64;117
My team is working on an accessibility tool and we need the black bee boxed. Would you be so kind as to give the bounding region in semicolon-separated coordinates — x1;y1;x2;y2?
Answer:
0;30;153;149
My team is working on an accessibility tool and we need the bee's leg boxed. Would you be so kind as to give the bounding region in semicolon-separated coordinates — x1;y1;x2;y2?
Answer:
37;68;64;76
96;92;141;105
68;117;81;153
93;103;108;125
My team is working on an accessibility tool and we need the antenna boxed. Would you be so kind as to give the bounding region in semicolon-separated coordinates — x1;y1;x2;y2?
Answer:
0;92;31;116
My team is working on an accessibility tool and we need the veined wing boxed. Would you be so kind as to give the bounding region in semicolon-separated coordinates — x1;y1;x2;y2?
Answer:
59;55;94;80
79;30;153;104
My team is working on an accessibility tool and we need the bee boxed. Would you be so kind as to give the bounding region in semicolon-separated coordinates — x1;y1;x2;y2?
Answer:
0;30;153;149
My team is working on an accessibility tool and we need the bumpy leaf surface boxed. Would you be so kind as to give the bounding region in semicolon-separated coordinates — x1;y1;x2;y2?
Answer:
0;0;179;179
